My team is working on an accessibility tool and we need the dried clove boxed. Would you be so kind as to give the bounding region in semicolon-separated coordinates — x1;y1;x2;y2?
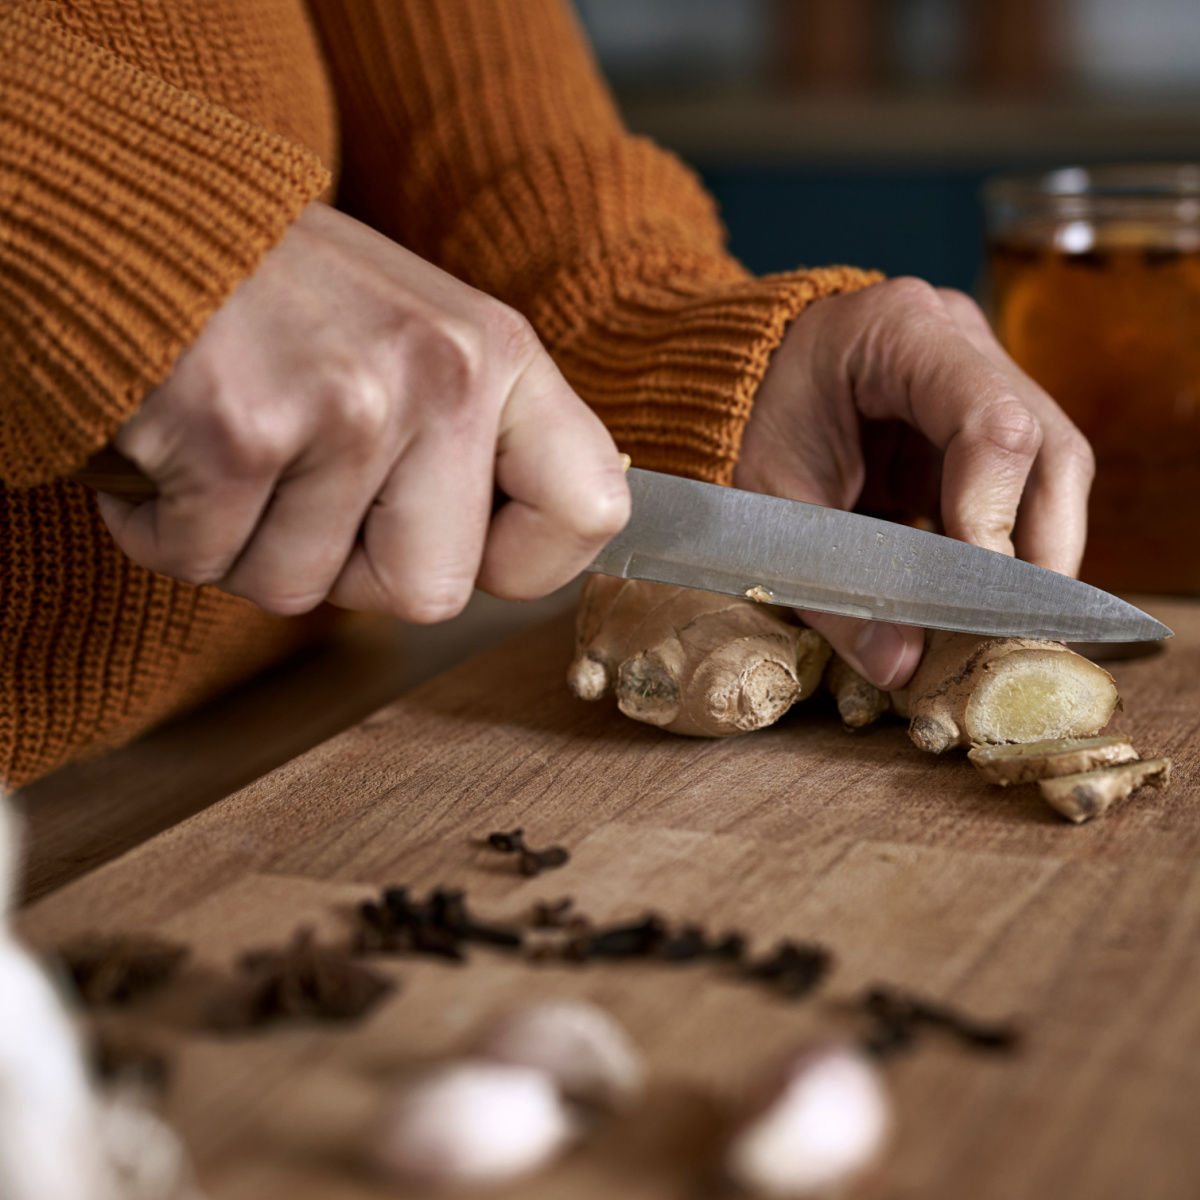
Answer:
356;885;522;960
744;940;832;999
357;893;461;959
57;934;189;1007
206;927;394;1030
383;886;417;923
531;897;575;928
486;829;570;877
518;845;570;878
861;986;1020;1058
566;915;668;962
710;931;748;963
659;924;710;962
487;829;526;853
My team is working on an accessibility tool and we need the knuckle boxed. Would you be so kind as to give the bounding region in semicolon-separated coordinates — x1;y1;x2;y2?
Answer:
936;287;987;327
211;412;292;480
484;301;538;364
976;398;1043;460
321;357;392;444
562;476;633;546
169;556;235;588
882;276;942;315
1059;427;1096;482
247;589;327;617
389;578;474;625
384;568;477;624
413;316;485;412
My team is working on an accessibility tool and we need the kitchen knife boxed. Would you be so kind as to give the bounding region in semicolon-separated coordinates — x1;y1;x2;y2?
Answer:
70;451;1169;644
588;468;1171;644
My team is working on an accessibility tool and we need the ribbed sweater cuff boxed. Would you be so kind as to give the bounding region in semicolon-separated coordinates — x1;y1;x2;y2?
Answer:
529;251;884;485
425;135;881;484
0;4;331;486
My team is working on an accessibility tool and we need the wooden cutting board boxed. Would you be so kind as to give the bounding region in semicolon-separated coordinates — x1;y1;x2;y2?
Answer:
18;599;1200;1200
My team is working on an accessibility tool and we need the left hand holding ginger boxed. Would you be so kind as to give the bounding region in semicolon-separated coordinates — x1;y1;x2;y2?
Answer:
735;278;1095;691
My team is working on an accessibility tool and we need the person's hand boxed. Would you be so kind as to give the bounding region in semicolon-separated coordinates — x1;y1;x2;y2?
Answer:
96;202;631;621
734;278;1095;690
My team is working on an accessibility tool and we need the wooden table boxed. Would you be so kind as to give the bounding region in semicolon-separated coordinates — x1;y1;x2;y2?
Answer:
18;598;1200;1200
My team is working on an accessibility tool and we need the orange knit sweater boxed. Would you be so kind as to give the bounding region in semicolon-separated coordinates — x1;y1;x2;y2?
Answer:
0;0;879;787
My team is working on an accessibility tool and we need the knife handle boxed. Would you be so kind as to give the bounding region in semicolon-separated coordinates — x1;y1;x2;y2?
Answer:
70;446;157;504
71;448;632;509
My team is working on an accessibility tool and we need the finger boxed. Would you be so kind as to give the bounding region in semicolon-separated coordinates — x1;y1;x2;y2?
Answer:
935;288;1093;576
326;427;495;623
845;290;1041;557
95;445;275;586
218;453;392;614
1010;421;1094;576
935;394;1043;556
800;611;924;691
476;354;631;601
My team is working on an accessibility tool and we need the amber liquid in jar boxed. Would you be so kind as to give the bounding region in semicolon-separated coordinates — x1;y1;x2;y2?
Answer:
990;229;1200;593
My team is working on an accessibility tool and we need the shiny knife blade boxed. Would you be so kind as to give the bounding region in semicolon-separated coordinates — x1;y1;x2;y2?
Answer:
589;469;1171;643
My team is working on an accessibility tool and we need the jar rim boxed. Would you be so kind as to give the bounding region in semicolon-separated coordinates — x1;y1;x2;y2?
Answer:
985;162;1200;204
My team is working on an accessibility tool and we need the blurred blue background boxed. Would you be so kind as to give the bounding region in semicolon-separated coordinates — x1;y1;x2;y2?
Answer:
693;166;986;291
574;0;1200;294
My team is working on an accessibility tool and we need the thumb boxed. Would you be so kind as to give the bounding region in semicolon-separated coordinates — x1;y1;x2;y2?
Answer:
800;610;923;692
476;352;630;601
734;408;924;692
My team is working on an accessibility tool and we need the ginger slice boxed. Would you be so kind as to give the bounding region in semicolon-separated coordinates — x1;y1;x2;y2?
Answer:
568;577;831;737
1038;758;1172;823
968;735;1138;786
907;632;1119;754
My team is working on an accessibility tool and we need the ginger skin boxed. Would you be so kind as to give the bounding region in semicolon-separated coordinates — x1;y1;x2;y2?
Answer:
827;656;892;730
568;577;830;737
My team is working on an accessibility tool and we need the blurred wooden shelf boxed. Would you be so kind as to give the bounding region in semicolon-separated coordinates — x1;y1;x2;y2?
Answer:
617;88;1200;167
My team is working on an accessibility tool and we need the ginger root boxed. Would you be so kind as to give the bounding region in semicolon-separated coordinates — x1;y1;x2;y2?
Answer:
905;632;1120;754
968;736;1138;786
1037;758;1171;823
570;585;1123;757
827;656;892;730
568;577;830;737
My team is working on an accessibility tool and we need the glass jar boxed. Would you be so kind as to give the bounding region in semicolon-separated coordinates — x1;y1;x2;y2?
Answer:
984;163;1200;594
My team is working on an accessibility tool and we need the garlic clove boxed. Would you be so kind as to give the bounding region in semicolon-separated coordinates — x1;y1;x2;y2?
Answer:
478;1000;644;1111
375;1061;575;1186
726;1043;891;1197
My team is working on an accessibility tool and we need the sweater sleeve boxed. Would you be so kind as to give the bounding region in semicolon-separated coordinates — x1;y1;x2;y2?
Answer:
0;1;331;487
304;0;881;485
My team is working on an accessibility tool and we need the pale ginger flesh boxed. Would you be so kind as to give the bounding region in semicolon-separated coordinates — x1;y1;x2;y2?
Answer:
968;736;1138;786
906;633;1119;754
1038;758;1172;823
568;577;830;737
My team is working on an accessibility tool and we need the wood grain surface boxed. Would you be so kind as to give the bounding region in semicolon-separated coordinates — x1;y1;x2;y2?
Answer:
17;598;1200;1200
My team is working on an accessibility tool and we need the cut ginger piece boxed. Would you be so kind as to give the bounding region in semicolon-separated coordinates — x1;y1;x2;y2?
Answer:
1038;758;1172;823
907;633;1120;754
968;736;1138;786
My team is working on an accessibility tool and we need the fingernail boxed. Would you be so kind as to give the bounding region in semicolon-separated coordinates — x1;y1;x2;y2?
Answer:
854;623;907;690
